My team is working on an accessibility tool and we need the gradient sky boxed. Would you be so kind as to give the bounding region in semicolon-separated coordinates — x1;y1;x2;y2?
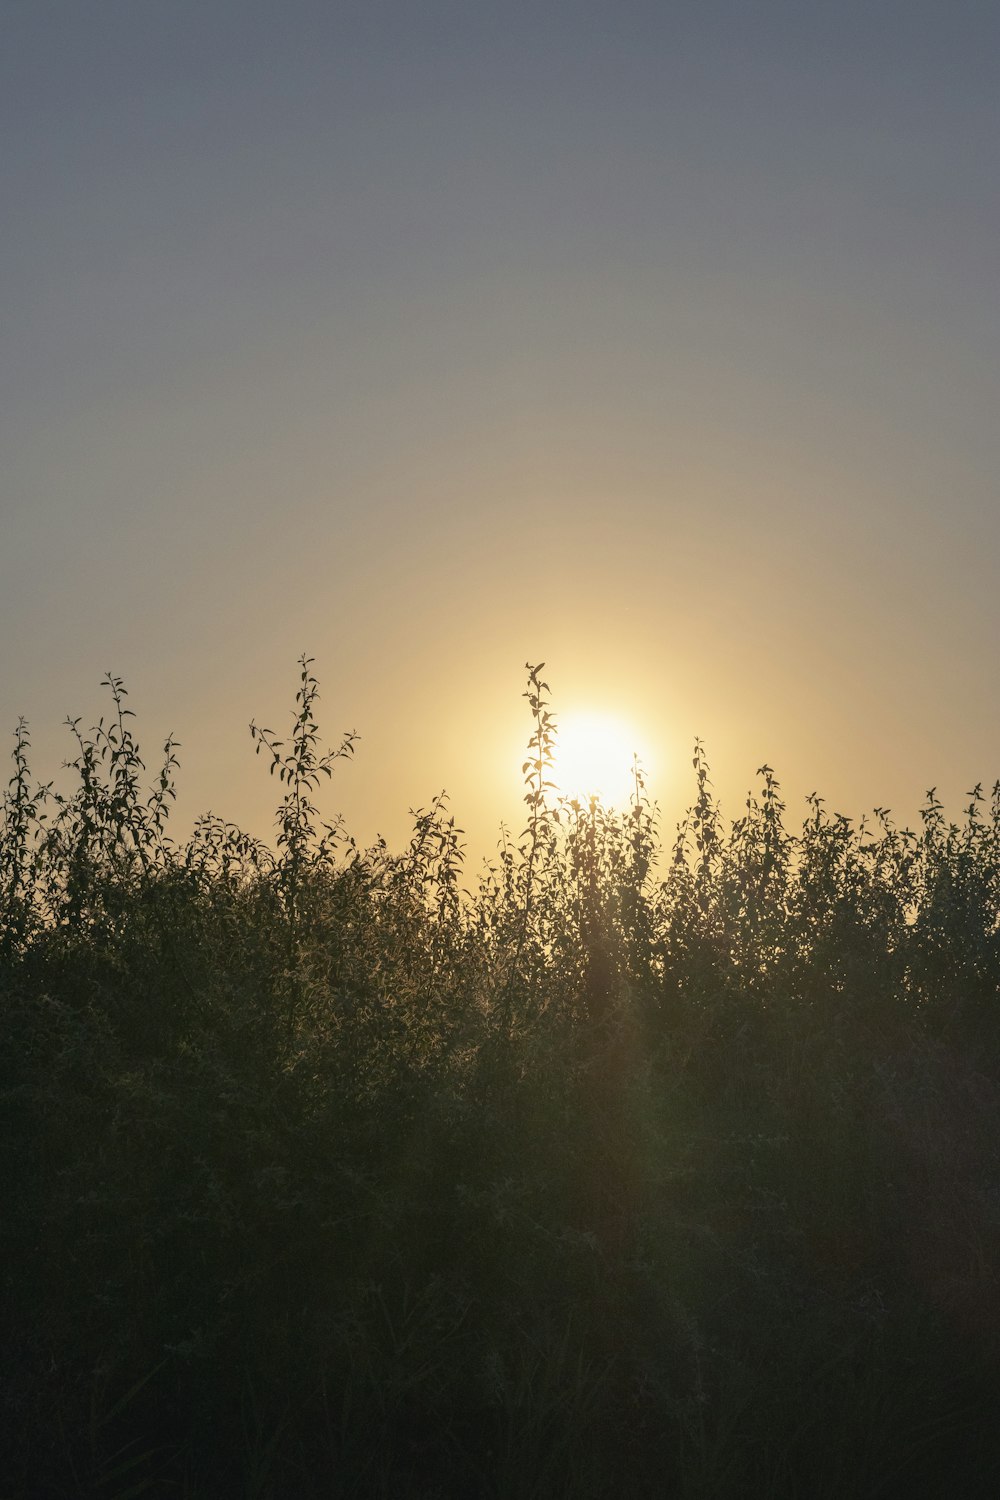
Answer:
3;0;999;866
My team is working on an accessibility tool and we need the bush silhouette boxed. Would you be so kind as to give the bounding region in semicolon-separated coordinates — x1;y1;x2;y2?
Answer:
3;659;1000;1497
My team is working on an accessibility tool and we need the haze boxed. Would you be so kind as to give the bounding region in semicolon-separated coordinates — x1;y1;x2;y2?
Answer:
3;0;998;865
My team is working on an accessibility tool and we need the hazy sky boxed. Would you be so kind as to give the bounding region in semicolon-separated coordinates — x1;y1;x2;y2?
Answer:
3;0;999;865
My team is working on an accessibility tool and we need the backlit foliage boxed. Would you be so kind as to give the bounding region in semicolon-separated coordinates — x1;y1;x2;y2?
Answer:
3;659;1000;1496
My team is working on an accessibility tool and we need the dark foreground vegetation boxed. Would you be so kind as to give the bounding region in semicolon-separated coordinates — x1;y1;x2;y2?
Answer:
3;660;1000;1497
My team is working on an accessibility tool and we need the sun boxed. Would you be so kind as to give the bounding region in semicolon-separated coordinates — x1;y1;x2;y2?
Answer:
550;710;648;809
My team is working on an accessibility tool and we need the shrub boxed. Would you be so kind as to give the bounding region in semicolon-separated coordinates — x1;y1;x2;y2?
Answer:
3;660;1000;1496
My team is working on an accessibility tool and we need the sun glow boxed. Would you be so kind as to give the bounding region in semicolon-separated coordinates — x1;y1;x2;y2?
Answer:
550;711;649;809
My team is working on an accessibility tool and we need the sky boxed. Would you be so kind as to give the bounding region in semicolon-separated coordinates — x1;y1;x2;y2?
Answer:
3;0;999;869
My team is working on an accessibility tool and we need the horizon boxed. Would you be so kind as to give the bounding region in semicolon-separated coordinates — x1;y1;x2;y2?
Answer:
3;0;999;865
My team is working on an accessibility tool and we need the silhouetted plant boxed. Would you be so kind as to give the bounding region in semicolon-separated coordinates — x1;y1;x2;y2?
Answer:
0;718;46;955
4;657;1000;1498
250;653;356;1038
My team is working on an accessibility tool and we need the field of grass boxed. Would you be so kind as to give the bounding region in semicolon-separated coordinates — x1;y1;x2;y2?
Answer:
3;660;1000;1497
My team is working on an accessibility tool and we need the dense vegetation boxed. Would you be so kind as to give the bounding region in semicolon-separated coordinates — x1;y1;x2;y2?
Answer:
3;659;1000;1497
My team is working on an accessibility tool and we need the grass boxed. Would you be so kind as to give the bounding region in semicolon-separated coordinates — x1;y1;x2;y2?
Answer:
2;657;1000;1497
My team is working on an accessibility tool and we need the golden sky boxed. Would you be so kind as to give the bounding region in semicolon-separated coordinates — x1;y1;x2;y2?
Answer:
3;2;999;869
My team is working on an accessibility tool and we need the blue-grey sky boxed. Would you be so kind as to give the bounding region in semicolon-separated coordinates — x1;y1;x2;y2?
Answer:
3;1;999;860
